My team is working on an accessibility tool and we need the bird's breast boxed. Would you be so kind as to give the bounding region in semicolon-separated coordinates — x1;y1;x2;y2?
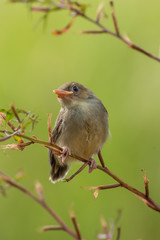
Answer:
56;103;109;161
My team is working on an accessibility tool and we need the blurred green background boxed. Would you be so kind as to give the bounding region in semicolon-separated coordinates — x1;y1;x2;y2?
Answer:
0;0;160;239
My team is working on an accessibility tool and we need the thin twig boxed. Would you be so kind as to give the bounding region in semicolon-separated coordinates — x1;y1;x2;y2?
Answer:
0;112;15;131
84;183;121;199
101;216;109;237
141;169;149;198
11;104;21;123
110;1;120;36
84;183;121;191
42;225;63;231
65;162;88;182
98;150;105;167
31;7;51;12
81;30;106;34
0;171;79;239
70;210;82;240
116;227;121;240
10;0;160;62
47;114;53;144
0;135;12;142
64;2;160;62
96;2;105;24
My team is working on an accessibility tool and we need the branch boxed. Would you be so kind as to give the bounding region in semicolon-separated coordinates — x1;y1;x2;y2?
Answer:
73;2;160;62
42;225;63;231
47;114;53;144
0;171;79;240
65;162;88;182
0;128;160;212
0;105;160;212
70;210;82;240
0;112;15;131
0;171;121;239
110;1;120;36
141;169;149;198
83;184;121;199
11;0;160;62
97;216;117;240
11;104;21;124
116;228;121;240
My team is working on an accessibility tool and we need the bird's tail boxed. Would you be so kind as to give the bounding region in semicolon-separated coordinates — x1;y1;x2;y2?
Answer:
49;151;69;183
49;163;69;183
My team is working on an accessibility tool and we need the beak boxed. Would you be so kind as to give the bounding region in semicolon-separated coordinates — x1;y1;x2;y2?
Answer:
53;89;73;98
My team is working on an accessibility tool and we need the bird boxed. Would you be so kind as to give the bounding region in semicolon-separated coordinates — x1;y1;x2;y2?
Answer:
49;82;109;183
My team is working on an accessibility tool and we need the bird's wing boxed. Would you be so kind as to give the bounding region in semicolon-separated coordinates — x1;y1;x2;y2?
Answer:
49;110;64;168
52;110;64;143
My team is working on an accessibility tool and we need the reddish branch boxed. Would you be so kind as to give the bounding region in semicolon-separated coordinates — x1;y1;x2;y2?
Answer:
0;130;160;212
0;171;121;239
83;184;121;199
0;172;80;240
116;228;121;240
42;225;63;231
70;210;82;240
0;105;160;213
28;0;160;62
10;104;21;123
110;1;120;36
72;1;160;62
141;169;149;198
1;126;160;212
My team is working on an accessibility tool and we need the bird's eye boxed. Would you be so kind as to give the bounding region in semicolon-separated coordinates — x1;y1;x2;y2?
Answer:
73;85;79;93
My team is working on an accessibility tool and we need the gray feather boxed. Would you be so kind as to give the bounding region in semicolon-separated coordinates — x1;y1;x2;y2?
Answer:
49;110;69;183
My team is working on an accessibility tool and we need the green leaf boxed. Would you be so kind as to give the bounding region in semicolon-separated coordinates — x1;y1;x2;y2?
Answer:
5;110;15;122
0;108;7;113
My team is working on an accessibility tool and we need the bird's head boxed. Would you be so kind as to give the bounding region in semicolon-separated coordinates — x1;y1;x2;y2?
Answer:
53;82;95;108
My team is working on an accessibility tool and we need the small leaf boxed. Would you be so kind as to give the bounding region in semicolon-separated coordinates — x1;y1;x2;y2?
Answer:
123;33;133;46
35;181;44;201
19;112;39;132
79;5;87;13
5;110;15;122
0;144;22;150
94;189;99;199
14;135;24;144
73;2;89;13
96;2;105;23
14;169;24;182
97;233;107;239
0;109;7;113
0;112;6;126
0;142;33;151
52;17;75;35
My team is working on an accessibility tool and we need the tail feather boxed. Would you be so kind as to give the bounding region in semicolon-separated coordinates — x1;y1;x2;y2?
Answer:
49;164;69;183
49;149;69;183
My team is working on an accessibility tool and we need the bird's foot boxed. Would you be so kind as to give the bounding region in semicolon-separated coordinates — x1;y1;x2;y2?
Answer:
59;146;71;163
88;158;97;173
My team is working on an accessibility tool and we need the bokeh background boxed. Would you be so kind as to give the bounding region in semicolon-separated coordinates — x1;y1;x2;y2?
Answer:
0;0;160;239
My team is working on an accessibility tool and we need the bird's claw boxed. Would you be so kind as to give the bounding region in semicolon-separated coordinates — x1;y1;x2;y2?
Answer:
88;158;97;173
59;146;71;163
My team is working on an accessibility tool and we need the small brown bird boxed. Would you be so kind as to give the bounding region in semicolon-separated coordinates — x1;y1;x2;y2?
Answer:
49;82;109;183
